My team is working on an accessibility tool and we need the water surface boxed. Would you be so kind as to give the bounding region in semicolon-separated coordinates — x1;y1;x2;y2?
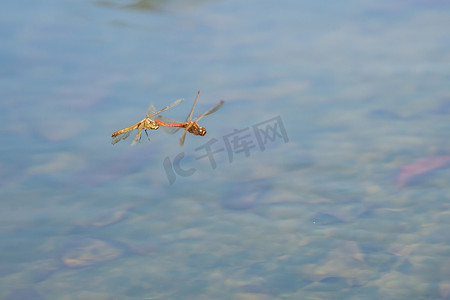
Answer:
1;0;450;299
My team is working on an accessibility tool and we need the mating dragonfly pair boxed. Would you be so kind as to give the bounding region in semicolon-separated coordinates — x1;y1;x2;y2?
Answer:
111;91;225;146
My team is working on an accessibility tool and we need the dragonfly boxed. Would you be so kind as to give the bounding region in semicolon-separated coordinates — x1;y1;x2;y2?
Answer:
155;90;225;146
111;98;184;145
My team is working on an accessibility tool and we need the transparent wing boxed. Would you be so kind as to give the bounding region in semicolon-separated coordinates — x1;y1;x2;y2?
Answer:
111;98;183;146
147;98;184;119
179;128;189;146
194;100;225;122
111;129;133;145
177;99;224;146
186;91;200;122
156;115;184;134
131;129;143;145
111;122;141;145
144;104;157;119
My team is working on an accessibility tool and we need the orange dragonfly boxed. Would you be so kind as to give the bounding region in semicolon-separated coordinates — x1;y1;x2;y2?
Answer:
155;90;225;146
111;98;184;145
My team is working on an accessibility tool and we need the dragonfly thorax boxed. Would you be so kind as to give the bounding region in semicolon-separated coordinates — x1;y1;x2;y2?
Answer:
142;118;160;130
186;121;207;136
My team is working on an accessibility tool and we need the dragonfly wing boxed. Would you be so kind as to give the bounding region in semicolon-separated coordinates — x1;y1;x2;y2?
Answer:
156;115;183;134
195;100;225;122
145;104;157;118
162;127;181;134
111;130;132;145
147;98;184;119
179;128;188;146
186;91;200;122
131;129;143;145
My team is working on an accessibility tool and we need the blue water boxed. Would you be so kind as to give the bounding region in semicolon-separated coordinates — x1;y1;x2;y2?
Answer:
1;0;450;299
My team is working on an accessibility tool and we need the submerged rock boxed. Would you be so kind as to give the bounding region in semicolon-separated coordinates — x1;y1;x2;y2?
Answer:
60;238;125;268
310;212;344;225
71;206;130;233
440;282;450;299
220;178;271;210
396;156;450;188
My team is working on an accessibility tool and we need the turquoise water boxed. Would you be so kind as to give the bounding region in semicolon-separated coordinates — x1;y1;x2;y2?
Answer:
1;0;450;299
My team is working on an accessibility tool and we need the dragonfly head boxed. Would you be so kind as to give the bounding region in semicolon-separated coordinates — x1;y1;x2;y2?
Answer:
198;127;206;136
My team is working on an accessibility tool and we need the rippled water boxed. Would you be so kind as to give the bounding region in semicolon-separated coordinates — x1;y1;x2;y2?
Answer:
1;0;450;299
